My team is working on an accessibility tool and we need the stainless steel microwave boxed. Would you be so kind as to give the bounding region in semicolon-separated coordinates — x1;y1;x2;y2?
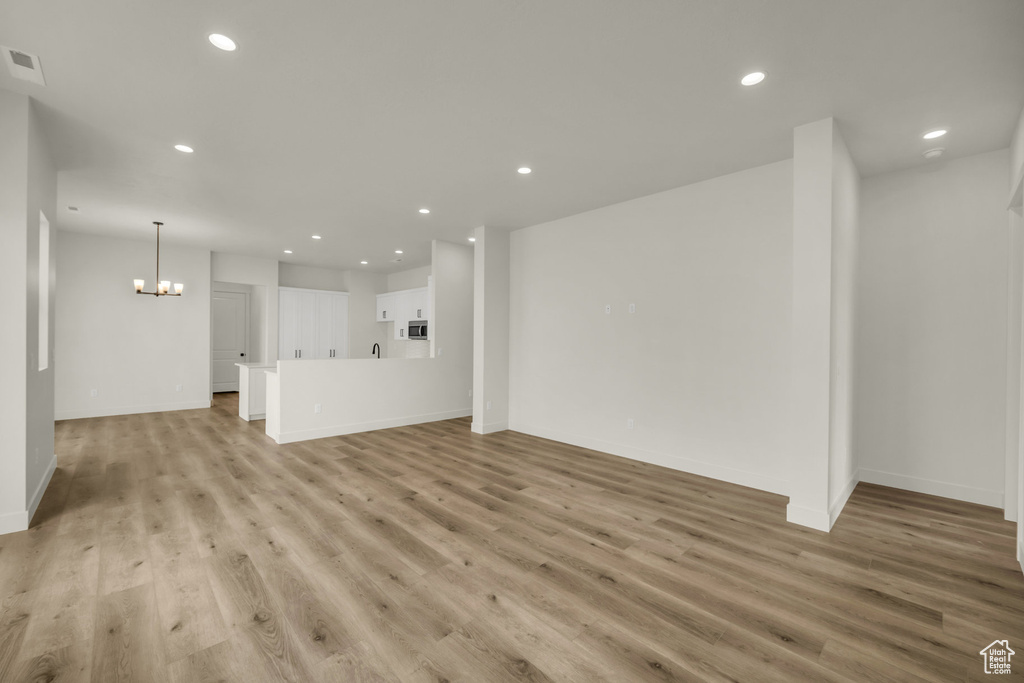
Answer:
408;321;428;339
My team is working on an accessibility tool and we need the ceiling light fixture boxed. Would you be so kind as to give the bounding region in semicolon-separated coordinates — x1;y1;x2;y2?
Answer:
419;208;430;214
208;34;237;51
67;206;79;212
518;167;532;175
468;237;476;242
174;144;194;153
923;129;947;140
395;250;403;254
283;250;293;254
741;71;766;86
133;222;183;297
311;235;322;240
360;260;368;265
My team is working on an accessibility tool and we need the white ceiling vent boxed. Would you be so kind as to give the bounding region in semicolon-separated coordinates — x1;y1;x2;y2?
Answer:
2;46;45;86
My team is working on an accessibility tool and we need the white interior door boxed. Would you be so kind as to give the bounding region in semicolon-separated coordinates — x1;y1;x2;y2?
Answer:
212;291;249;392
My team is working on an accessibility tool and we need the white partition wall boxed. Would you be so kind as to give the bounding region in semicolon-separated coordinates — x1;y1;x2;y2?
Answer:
508;160;794;497
0;91;57;535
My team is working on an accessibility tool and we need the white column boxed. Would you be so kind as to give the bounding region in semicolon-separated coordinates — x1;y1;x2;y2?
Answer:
788;117;860;531
472;226;510;434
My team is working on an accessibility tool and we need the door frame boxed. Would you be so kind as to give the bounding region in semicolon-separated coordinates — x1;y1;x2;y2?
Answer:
211;283;252;394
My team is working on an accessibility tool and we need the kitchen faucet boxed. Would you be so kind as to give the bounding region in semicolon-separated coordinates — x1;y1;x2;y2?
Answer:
372;343;380;359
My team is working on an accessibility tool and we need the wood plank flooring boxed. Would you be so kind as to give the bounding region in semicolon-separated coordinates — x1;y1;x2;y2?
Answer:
1;393;1022;682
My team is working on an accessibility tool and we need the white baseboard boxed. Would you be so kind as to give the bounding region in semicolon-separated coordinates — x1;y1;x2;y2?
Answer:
0;510;28;536
786;503;831;532
0;453;57;536
508;421;790;496
1018;542;1023;577
859;468;1004;508
828;474;860;529
27;453;57;525
55;400;212;421
471;420;509;435
275;409;473;444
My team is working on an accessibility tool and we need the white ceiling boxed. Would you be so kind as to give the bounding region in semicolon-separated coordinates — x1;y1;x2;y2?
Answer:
2;0;1022;272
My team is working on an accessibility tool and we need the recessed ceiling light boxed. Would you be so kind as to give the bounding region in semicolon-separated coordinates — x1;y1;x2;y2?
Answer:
395;250;403;254
360;260;368;265
208;34;237;51
518;167;532;175
741;71;766;86
174;144;194;153
311;235;322;240
419;208;430;214
283;250;293;254
468;237;476;242
923;129;947;140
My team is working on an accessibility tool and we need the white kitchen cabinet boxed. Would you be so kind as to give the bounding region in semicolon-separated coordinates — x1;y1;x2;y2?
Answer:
376;286;430;340
316;291;349;359
409;287;429;321
375;293;396;322
279;287;349;360
279;288;317;359
393;293;411;340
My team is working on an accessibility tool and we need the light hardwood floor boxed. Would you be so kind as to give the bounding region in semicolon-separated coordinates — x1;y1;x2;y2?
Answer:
1;393;1022;682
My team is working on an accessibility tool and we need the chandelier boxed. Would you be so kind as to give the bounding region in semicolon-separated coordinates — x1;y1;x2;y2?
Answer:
133;221;183;296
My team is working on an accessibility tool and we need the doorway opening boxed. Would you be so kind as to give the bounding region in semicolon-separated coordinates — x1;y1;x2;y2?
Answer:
212;282;253;393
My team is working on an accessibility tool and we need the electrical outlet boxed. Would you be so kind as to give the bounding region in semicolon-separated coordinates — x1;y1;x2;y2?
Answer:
629;303;636;314
175;384;182;392
626;418;634;429
468;389;473;397
314;403;322;414
604;304;612;315
486;400;492;410
90;388;98;398
437;347;443;356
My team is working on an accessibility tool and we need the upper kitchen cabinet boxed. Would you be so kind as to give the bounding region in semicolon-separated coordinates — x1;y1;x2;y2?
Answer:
376;285;430;340
410;287;429;321
279;287;349;360
375;292;396;322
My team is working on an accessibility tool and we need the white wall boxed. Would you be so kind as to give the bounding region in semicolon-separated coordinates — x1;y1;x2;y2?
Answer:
26;99;57;520
268;241;473;443
388;265;431;291
1008;105;1024;570
56;232;212;419
854;148;1009;507
828;123;861;520
509;160;793;494
279;262;347;291
347;269;388;359
0;90;57;535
